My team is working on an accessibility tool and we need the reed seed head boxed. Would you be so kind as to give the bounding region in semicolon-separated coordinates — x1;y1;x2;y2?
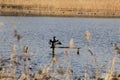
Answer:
69;38;74;48
85;30;90;41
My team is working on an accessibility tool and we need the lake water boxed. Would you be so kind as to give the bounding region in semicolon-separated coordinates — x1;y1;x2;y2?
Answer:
0;16;120;77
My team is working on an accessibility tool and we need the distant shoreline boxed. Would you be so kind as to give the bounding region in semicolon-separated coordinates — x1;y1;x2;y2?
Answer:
1;10;120;18
0;4;120;18
1;1;120;18
0;13;120;18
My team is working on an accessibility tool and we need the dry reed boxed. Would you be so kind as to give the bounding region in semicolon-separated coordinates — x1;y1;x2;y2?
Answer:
0;27;120;80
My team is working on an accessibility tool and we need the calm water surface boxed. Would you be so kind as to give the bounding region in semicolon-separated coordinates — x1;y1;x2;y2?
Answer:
0;16;120;76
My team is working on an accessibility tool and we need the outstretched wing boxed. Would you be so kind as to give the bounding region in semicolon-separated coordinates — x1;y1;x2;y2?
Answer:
49;39;52;44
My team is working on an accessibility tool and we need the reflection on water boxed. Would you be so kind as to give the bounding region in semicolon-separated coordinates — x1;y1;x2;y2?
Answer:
0;16;120;76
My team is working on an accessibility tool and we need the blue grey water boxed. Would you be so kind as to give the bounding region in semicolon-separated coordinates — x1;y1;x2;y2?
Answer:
0;16;120;77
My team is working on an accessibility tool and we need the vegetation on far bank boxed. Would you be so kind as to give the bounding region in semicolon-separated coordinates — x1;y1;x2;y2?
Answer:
0;0;120;10
0;0;120;17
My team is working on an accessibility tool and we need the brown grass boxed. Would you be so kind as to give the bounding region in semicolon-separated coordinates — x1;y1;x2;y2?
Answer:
0;0;120;10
